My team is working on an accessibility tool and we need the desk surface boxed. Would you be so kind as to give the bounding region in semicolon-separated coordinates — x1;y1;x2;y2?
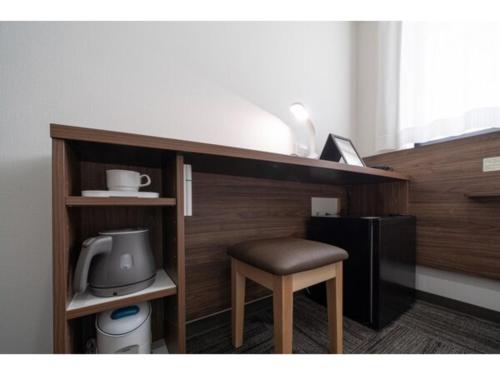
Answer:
51;124;409;185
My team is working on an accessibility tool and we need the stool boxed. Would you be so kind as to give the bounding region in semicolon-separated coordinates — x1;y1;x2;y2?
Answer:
227;237;348;354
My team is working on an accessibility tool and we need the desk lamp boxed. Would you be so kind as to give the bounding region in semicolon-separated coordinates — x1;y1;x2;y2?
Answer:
289;102;318;159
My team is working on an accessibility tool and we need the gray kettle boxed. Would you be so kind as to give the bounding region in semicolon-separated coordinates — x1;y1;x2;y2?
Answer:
73;228;156;297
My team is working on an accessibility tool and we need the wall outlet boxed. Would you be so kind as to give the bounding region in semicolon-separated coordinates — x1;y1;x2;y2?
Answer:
483;156;500;172
311;197;340;217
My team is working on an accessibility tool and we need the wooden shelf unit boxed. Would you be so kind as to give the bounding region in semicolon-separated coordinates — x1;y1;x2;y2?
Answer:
52;128;185;354
52;123;409;354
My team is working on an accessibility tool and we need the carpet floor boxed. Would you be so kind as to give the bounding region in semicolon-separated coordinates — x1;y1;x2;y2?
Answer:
186;294;500;354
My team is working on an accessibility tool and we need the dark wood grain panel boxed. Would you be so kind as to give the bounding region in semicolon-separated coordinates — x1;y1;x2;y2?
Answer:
185;171;346;321
348;181;409;216
365;131;500;280
66;196;176;207
175;154;187;353
163;154;186;353
52;139;71;353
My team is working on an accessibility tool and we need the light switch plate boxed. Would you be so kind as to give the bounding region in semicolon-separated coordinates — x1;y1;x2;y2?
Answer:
483;156;500;172
311;197;340;217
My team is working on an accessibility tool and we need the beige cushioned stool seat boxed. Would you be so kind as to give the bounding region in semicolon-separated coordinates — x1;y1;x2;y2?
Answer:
228;237;348;275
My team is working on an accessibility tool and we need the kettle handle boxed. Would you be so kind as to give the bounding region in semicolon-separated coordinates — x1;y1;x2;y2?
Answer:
73;235;113;294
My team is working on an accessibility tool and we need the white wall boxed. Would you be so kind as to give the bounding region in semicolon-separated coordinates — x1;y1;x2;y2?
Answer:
0;21;355;353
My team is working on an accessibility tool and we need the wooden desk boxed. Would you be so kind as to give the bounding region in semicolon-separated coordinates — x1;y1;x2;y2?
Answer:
51;124;409;353
51;123;408;184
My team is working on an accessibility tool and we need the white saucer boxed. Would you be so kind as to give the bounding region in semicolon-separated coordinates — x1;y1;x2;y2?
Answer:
82;190;160;198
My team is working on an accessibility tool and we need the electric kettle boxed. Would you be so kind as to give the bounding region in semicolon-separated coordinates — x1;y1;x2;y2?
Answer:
73;228;156;297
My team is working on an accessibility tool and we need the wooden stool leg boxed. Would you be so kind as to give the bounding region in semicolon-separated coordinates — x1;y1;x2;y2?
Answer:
273;275;294;354
232;258;246;348
326;262;343;354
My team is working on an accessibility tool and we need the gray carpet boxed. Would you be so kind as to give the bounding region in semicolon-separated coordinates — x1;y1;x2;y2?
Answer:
187;294;500;354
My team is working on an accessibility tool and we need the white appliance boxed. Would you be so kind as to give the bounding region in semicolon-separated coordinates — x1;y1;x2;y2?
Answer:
96;302;152;354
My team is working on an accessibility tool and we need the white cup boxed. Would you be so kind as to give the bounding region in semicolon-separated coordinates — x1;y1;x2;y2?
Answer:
106;169;151;192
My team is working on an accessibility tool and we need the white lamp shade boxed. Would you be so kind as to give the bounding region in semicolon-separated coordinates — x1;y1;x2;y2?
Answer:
289;103;309;122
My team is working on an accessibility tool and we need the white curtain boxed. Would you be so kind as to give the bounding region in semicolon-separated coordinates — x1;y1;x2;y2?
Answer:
374;22;402;151
375;21;500;152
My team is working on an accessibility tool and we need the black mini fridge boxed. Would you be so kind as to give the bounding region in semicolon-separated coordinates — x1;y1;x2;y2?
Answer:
307;215;416;330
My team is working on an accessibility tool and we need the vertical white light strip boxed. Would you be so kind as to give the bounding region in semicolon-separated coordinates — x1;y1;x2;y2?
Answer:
184;164;192;216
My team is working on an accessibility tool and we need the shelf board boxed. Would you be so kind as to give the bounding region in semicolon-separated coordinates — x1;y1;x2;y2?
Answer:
465;192;500;199
66;269;177;319
66;196;176;207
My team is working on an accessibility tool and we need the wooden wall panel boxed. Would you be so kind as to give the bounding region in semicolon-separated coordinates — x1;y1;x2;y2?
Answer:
185;172;346;321
365;132;500;280
348;181;409;217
